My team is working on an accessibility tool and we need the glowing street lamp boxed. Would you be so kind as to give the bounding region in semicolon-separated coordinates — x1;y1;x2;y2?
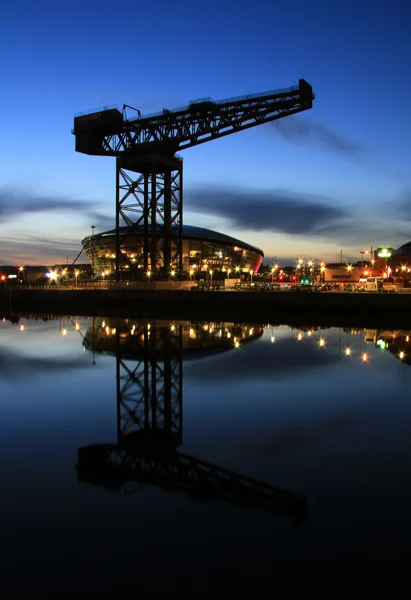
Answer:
74;269;79;287
227;268;231;278
209;269;213;286
249;269;253;284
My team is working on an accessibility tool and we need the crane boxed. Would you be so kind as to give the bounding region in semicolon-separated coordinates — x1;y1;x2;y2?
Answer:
73;79;314;280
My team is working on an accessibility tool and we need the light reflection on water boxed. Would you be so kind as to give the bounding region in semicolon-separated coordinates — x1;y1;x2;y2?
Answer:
1;315;411;594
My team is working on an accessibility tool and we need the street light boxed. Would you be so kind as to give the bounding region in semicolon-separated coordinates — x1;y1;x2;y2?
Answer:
249;269;253;284
209;269;213;286
74;269;79;287
227;268;231;278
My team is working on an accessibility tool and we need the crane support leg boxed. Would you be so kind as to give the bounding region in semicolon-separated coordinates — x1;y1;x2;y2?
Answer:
115;154;183;280
116;324;183;447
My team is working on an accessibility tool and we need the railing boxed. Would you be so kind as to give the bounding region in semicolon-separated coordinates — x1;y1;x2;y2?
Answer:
128;85;300;123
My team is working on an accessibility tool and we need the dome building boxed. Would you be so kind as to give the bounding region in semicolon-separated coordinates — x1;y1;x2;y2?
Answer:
389;242;411;272
82;224;264;279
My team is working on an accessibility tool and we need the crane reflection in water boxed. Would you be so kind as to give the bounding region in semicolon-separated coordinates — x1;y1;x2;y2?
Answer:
78;319;308;521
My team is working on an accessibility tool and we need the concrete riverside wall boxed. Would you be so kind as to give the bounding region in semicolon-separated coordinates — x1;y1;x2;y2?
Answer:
1;288;411;328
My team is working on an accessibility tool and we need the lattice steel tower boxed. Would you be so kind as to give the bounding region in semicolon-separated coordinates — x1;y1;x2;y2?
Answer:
73;80;314;279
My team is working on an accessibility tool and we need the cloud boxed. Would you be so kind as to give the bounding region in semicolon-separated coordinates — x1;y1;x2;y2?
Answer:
0;233;85;265
186;186;346;235
0;188;114;263
394;189;411;220
0;188;112;230
271;116;365;158
0;346;91;380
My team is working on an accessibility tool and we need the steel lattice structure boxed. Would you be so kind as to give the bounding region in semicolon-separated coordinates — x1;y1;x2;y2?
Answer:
73;79;314;279
77;320;307;519
116;323;183;445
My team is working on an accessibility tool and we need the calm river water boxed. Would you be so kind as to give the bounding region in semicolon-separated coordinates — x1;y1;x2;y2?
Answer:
1;315;411;597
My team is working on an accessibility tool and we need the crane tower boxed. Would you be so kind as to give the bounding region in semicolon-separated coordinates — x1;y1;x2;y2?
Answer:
73;79;314;280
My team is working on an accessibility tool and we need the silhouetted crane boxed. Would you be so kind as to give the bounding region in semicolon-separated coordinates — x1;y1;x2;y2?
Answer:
73;80;314;279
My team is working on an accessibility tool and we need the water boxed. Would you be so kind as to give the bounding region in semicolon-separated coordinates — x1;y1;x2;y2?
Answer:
1;316;411;597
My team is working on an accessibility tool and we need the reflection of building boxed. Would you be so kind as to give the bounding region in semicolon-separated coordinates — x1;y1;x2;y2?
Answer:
82;225;264;278
375;330;411;365
78;319;307;519
83;318;264;357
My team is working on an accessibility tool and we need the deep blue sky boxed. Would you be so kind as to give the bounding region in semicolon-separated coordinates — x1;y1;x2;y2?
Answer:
1;0;410;265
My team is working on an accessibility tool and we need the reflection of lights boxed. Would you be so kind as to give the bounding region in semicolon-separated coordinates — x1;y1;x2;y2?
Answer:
297;333;303;341
227;332;231;339
62;329;67;336
234;341;240;348
271;336;275;343
406;336;409;342
249;328;254;336
102;321;106;328
20;325;24;332
307;331;312;337
170;324;175;332
362;353;368;362
399;351;405;360
75;323;80;331
318;338;325;347
345;347;351;356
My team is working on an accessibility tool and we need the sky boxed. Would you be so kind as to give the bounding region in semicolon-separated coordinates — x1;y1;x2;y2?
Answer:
0;0;410;266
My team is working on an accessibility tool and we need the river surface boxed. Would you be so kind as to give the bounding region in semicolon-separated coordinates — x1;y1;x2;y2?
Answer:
1;315;410;597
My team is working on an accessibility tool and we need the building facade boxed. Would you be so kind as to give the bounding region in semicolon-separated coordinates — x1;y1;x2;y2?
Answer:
82;224;264;279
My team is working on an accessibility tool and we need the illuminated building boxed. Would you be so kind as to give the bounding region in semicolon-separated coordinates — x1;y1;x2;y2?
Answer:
389;243;411;277
82;224;263;279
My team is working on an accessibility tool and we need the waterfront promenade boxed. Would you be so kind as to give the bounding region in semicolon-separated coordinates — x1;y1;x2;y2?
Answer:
1;286;411;328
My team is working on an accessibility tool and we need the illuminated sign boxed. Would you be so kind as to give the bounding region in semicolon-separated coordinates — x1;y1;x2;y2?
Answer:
378;249;392;258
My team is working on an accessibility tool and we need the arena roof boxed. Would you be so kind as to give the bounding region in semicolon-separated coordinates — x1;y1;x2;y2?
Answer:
393;242;411;256
83;224;264;256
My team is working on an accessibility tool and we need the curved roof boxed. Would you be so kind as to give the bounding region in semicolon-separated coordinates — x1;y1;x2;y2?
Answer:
83;224;264;256
392;242;411;257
